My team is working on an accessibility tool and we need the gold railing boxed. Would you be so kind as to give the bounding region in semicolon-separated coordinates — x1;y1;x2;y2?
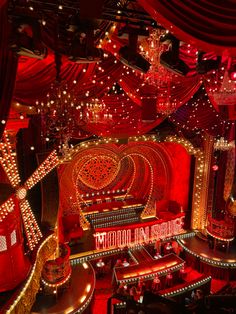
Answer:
4;234;57;314
207;215;234;240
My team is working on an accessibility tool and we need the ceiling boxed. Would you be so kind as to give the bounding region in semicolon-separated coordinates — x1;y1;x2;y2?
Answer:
2;0;236;142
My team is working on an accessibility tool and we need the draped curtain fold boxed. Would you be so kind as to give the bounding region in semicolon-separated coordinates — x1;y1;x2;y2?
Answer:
138;0;236;55
170;89;226;137
3;0;232;138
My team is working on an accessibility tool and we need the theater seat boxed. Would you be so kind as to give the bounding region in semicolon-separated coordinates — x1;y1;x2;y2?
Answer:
62;215;83;243
168;200;181;215
158;211;175;220
156;199;181;219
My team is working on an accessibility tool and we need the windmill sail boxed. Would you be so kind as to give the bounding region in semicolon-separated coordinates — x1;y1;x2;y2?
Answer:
24;150;59;190
0;132;60;250
19;199;42;250
0;131;21;188
0;197;15;222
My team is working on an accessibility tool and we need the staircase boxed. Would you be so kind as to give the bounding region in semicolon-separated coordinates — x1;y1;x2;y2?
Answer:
129;246;154;263
86;206;143;229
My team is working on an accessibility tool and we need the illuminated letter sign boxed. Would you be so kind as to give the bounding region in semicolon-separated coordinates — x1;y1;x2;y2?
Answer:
94;232;107;250
94;216;185;250
108;231;116;248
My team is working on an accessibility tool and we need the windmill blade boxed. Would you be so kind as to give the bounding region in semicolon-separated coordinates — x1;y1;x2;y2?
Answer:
0;197;15;222
24;150;60;190
0;131;21;188
19;199;42;250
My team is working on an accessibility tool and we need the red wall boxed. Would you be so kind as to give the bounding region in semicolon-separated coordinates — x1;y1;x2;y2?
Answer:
164;142;191;211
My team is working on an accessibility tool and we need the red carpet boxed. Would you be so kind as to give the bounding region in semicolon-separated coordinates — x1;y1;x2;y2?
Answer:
91;273;113;314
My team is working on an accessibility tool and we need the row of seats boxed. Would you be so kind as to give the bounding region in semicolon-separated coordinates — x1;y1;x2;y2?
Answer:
80;189;127;199
87;207;141;229
81;194;133;207
86;204;144;220
87;205;143;229
92;216;140;229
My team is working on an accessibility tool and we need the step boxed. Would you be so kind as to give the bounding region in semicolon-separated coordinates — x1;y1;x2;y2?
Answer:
93;216;140;229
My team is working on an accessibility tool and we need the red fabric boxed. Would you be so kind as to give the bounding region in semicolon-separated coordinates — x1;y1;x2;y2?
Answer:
0;1;18;138
62;214;83;242
2;1;233;140
164;142;191;209
185;253;234;281
138;0;236;55
13;39;203;137
156;199;169;213
62;214;80;230
14;52;97;106
170;89;226;136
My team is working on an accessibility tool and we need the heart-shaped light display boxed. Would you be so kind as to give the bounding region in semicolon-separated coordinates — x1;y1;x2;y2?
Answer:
78;155;120;190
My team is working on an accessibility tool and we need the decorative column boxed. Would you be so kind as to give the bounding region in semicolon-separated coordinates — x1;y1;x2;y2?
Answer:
206;129;235;243
191;134;214;230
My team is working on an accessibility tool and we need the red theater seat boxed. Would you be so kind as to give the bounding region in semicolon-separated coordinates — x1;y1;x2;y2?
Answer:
168;200;181;215
62;215;83;243
156;199;181;219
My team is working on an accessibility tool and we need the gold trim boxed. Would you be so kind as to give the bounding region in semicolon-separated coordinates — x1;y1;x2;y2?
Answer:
164;136;207;230
5;235;57;314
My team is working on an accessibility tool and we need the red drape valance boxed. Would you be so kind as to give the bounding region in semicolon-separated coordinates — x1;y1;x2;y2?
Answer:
138;0;236;55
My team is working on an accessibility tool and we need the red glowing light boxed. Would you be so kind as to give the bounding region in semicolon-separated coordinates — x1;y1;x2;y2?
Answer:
212;164;219;171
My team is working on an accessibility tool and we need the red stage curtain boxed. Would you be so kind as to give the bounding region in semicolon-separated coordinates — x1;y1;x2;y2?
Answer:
14;52;98;106
138;0;236;55
185;252;234;281
170;89;226;137
199;261;232;281
0;1;18;138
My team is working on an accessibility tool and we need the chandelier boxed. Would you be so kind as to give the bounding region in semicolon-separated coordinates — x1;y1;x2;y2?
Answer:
36;81;80;149
35;52;86;152
156;96;177;116
140;29;176;115
83;98;113;124
156;81;177;115
214;137;235;151
210;67;236;106
140;29;172;87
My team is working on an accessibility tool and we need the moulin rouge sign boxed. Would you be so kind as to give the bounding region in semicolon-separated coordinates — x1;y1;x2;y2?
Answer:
94;215;185;250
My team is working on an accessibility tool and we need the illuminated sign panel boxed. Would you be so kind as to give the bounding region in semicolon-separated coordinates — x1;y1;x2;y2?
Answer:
94;216;185;250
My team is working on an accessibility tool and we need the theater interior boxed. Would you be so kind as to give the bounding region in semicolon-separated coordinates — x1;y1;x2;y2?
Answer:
0;1;236;313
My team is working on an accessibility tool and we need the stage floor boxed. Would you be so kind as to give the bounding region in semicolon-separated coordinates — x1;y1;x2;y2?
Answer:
179;235;236;263
82;198;144;214
31;263;95;314
69;230;95;256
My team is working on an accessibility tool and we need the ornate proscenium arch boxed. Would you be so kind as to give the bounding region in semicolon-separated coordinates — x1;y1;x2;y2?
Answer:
58;134;208;232
164;135;211;230
73;148;158;229
59;141;173;230
120;152;154;219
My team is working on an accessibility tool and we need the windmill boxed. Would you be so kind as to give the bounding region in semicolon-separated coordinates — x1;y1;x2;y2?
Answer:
0;131;60;292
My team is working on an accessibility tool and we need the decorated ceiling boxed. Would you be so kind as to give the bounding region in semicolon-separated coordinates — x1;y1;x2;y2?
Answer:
0;0;236;142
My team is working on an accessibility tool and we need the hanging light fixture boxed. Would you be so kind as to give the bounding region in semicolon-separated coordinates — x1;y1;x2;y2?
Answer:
156;81;177;116
36;82;79;144
214;136;235;151
140;29;171;86
209;57;236;106
83;98;113;124
36;53;82;151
